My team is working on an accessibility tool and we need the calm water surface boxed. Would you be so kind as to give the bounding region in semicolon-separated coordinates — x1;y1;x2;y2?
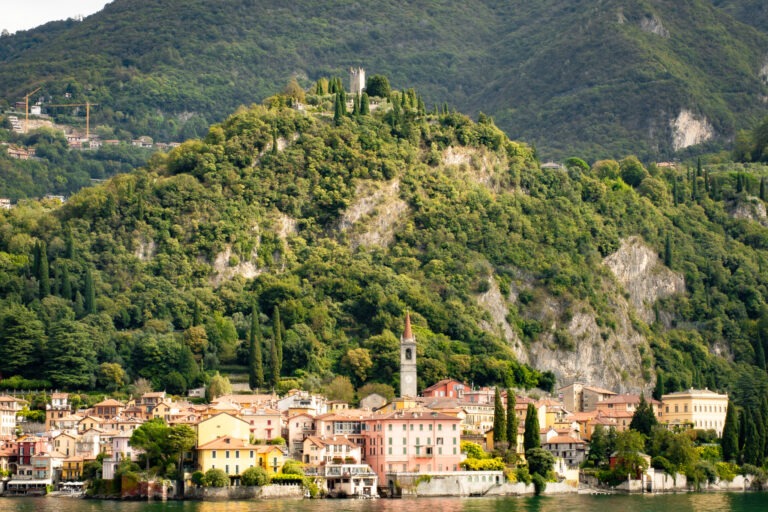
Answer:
1;494;767;512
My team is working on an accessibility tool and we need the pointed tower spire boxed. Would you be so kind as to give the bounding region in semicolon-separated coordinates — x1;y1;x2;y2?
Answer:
403;310;413;340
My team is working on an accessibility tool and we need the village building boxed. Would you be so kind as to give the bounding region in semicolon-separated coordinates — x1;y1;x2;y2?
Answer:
239;407;281;442
422;379;467;399
361;407;462;481
0;395;23;439
558;383;616;412
660;388;729;435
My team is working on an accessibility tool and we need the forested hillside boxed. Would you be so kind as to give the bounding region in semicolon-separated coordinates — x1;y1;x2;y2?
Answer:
0;126;152;199
1;87;768;420
1;0;767;159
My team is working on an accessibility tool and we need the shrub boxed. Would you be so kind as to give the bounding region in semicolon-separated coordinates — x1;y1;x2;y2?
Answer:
532;473;547;495
191;471;204;487
203;468;229;487
715;462;738;482
270;474;304;485
241;466;269;486
281;459;304;475
515;466;532;485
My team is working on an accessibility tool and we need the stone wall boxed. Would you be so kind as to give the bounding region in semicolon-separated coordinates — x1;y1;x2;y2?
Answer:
185;484;304;500
389;471;577;497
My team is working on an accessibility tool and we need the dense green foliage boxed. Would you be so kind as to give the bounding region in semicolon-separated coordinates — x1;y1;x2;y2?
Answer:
0;126;153;199
1;0;767;159
2;87;768;430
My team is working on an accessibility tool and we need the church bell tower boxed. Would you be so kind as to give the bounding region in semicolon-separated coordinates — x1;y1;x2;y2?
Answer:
400;312;417;397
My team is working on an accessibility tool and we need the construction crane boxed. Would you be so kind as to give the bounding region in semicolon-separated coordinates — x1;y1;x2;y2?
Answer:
22;87;41;134
45;101;99;140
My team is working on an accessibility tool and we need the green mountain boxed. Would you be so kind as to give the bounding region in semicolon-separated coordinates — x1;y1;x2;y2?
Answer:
714;0;768;31
1;0;767;160
1;93;768;418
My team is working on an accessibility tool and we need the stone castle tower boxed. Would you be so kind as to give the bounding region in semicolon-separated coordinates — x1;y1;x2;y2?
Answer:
350;67;365;96
400;312;417;397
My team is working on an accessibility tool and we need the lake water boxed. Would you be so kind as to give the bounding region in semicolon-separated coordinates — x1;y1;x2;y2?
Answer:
0;493;767;512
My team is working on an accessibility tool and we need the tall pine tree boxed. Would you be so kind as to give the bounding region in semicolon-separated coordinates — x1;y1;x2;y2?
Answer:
721;400;739;463
248;304;264;389
506;389;517;454
629;393;657;436
493;387;507;445
270;306;283;387
83;267;95;315
523;402;540;451
38;241;50;297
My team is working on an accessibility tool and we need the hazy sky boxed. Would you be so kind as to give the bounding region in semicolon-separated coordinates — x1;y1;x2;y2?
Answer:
3;1;112;34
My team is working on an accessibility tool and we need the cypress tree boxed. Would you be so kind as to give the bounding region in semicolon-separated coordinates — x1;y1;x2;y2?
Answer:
270;306;282;387
248;304;264;389
652;371;664;401
65;228;75;259
664;234;672;268
60;264;72;301
696;157;702;177
360;92;370;115
333;93;343;125
673;180;679;206
31;241;41;280
523;402;541;451
270;336;279;388
339;90;347;114
704;170;710;195
755;336;766;371
38;241;50;297
761;177;766;202
506;389;517;453
274;306;283;364
84;267;95;315
493;387;507;445
692;175;698;201
743;411;761;465
629;393;657;436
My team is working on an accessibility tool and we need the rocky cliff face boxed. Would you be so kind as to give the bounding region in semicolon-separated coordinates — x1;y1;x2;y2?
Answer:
603;236;685;324
728;196;768;226
474;236;685;392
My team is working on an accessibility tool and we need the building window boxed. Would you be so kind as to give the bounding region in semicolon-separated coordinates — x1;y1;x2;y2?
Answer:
403;424;407;431
388;424;392;431
405;348;412;360
388;447;392;455
388;437;392;445
226;451;230;459
250;451;254;458
212;451;216;459
235;451;240;459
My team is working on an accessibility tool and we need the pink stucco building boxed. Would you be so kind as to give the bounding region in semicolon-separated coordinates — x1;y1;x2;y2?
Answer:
362;407;462;480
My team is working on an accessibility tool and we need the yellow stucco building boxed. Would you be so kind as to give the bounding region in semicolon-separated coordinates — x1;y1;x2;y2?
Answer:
660;388;728;435
197;437;285;477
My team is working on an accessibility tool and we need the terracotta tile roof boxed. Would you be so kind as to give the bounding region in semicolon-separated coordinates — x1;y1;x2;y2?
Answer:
304;435;357;449
600;394;660;405
582;386;617;395
545;435;585;445
197;436;255;450
93;399;125;407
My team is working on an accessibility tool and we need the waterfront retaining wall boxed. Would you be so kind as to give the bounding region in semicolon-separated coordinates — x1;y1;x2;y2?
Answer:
389;471;577;497
185;484;304;500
